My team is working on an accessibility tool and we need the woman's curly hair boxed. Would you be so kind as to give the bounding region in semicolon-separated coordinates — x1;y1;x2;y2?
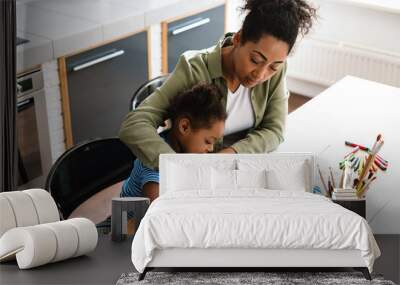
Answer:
240;0;317;52
167;83;227;130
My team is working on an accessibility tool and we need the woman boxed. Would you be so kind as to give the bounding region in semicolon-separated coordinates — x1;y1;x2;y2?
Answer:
119;0;317;170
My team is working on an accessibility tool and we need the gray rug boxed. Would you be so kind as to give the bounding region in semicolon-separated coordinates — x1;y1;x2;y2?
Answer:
116;271;396;285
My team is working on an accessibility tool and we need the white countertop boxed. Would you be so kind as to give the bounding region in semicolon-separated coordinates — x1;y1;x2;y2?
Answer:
16;0;225;73
277;76;400;234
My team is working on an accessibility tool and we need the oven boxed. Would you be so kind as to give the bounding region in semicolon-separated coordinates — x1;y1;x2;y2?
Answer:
17;69;52;189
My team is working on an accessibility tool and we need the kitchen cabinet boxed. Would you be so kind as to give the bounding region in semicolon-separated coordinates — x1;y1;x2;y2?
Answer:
59;31;149;148
162;4;225;73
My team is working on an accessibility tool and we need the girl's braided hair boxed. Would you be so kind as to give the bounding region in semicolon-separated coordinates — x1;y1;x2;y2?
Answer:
167;83;227;129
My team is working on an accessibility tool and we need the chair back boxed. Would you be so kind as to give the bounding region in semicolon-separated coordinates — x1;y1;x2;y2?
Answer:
45;138;134;219
130;75;169;111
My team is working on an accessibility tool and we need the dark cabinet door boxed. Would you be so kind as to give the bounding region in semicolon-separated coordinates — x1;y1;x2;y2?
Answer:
164;5;225;73
66;31;148;145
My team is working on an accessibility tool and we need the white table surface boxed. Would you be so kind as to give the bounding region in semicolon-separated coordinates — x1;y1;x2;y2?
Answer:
278;76;400;234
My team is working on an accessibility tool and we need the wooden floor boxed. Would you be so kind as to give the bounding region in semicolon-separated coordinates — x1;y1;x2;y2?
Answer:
289;93;311;113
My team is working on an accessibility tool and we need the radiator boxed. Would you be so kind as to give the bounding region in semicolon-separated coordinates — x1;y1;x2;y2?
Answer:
287;38;400;89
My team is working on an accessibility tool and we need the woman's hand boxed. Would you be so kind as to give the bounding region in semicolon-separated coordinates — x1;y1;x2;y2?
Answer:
218;147;236;154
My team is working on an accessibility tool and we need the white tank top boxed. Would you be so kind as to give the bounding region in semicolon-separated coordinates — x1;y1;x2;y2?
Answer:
223;85;255;136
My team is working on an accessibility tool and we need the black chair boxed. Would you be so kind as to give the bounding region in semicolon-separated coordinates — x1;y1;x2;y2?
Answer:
45;138;135;221
130;74;169;111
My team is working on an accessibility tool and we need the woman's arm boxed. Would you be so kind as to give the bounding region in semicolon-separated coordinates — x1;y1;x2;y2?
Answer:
230;63;288;153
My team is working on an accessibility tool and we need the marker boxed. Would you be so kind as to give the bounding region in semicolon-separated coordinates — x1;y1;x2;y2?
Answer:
376;154;388;164
344;146;359;158
345;141;369;152
345;141;388;163
354;157;361;170
374;159;387;171
375;155;388;166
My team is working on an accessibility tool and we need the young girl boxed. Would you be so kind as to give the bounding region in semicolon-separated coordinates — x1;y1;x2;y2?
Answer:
120;83;227;202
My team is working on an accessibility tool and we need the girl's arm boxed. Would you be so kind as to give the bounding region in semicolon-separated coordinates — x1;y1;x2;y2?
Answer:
142;182;159;202
218;147;236;154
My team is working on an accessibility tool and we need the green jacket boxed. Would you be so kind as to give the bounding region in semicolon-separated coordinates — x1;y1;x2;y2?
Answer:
119;33;288;170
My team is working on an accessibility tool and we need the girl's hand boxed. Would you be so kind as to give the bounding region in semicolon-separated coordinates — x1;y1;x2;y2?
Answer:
218;147;236;154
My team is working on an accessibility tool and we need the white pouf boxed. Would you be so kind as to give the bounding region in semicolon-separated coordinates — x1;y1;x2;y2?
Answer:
1;191;39;227
24;189;60;224
0;196;17;237
0;189;60;237
0;189;98;269
0;218;98;269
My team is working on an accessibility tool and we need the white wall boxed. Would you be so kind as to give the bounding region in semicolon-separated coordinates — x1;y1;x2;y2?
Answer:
311;0;400;55
225;0;245;32
288;0;400;96
42;61;66;163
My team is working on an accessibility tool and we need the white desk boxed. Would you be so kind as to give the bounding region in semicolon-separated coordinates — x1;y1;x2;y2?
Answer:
278;76;400;234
